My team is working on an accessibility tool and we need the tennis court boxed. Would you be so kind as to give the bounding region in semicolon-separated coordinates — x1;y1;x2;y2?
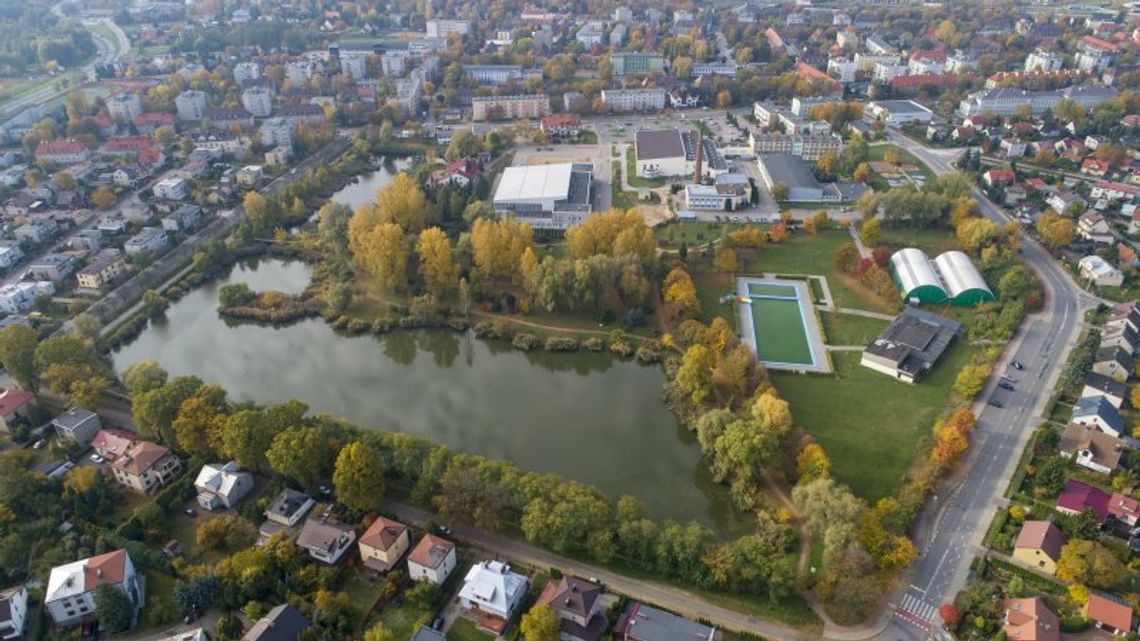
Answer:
737;277;830;373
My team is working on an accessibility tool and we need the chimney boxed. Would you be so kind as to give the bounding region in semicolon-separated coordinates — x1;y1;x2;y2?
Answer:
693;130;703;183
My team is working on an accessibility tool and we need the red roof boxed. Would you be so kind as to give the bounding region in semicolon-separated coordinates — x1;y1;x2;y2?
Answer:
91;428;140;461
795;61;840;91
1082;158;1110;173
105;136;154;152
1108;491;1140;522
111;440;172;475
407;534;454;569
133;112;176;127
1056;479;1110;522
138;148;162;166
890;72;973;89
0;388;34;417
1094;180;1136;194
910;48;947;61
1086;593;1133;632
35;139;87;157
985;169;1015;183
540;113;581;130
83;549;128;590
443;158;478;181
1026;178;1047;190
1081;34;1120;53
359;516;407;550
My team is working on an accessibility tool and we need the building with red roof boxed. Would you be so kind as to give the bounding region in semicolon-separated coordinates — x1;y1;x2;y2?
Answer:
1081;158;1111;177
1085;592;1133;635
795;61;840;92
0;388;34;434
1108;491;1140;526
91;428;140;462
35;139;90;164
45;549;140;626
1055;479;1111;523
110;440;182;494
984;168;1016;187
1081;35;1121;54
540;113;582;138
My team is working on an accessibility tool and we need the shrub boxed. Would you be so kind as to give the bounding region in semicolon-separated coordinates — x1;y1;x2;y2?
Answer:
1059;617;1090;633
544;337;580;352
512;333;540;351
583;337;604;352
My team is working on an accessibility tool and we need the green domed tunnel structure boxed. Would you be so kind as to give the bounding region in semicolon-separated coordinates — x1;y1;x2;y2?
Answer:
890;247;948;304
889;248;994;307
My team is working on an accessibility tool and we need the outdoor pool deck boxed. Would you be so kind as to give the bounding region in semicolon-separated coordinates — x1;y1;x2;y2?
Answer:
737;276;831;374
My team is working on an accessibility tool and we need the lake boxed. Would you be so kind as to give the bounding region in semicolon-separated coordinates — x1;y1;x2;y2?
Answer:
330;157;413;210
110;258;748;532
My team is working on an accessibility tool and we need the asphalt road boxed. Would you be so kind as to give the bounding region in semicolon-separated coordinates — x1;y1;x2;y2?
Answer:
875;130;1096;641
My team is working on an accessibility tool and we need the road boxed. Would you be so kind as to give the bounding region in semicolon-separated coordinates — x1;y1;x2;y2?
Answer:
875;130;1097;641
380;500;820;641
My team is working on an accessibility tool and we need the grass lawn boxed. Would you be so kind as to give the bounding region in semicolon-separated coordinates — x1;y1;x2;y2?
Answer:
820;312;890;346
137;572;178;632
448;618;493;641
691;266;737;329
626;147;665;188
372;601;433;639
878;227;958;255
653;221;727;246
611;164;638;210
771;342;974;502
867;144;936;184
740;230;895;314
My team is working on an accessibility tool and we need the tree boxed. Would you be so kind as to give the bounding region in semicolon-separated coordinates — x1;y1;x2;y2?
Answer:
834;243;860;273
663;268;700;320
860;219;881;246
852;163;870;183
361;623;395;641
1035;209;1074;251
333;442;385;512
939;604;961;627
72;313;102;344
0;325;39;390
53;171;75;190
565;209;655;262
122;360;167;397
713;247;737;273
94;584;134;632
953;362;991;399
351;222;407;290
374;173;431;232
520;604;560;641
133;375;203;443
266;426;327;487
883;148;902;166
676;345;715;406
769;182;789;202
317;202;353;252
173;575;220;614
956;218;998;255
796;442;831;482
417;227;459;299
444;130;483;162
1056;539;1128;589
91;186;117;210
471;217;534;284
326;282;353;315
172;384;229;457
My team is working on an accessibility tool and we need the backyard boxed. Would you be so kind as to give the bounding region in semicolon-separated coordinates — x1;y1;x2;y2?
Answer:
771;342;973;501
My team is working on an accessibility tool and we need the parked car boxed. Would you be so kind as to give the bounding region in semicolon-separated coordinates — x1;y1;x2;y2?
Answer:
32;439;46;450
89;453;104;464
1011;360;1025;370
184;508;197;517
987;399;1003;408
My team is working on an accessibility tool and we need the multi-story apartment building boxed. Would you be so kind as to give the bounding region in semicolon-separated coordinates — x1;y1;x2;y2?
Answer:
600;88;666;113
749;133;844;160
471;94;551;120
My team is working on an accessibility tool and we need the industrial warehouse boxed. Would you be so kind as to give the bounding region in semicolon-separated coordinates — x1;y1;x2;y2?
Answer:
889;248;995;306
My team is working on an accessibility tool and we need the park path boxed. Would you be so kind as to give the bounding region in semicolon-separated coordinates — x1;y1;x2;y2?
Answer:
848;224;872;259
836;307;895;321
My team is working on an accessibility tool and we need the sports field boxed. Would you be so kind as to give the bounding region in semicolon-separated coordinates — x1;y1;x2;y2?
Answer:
737;277;829;373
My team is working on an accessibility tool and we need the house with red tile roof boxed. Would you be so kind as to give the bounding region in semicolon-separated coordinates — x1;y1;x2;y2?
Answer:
1002;598;1059;641
35;140;90;164
45;549;140;626
984;168;1016;187
431;158;479;187
1108;491;1140;526
90;428;140;462
1082;158;1111;177
407;534;457;584
0;388;34;434
1055;479;1111;523
1085;592;1133;636
110;440;182;494
1012;521;1065;575
358;516;409;572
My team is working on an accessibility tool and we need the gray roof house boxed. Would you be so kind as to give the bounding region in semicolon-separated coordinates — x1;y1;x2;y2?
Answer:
241;604;308;641
1072;394;1126;437
52;407;101;446
614;602;715;641
1102;323;1138;355
259;489;314;543
194;461;254;510
1081;373;1128;409
860;308;962;383
411;626;447;641
296;517;356;564
1092;346;1134;384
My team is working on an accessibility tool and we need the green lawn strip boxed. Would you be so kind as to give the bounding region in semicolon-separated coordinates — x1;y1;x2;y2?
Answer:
611;164;637;210
819;312;889;346
771;343;973;501
877;227;959;255
372;600;433;638
448;618;494;641
137;571;178;631
750;298;813;365
653;221;727;247
691;268;737;329
866;144;936;183
626;147;665;188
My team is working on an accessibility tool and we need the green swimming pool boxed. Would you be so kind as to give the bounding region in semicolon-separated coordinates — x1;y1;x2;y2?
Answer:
749;296;814;365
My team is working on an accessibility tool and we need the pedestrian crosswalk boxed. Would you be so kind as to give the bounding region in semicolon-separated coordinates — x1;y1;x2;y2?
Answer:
891;593;937;632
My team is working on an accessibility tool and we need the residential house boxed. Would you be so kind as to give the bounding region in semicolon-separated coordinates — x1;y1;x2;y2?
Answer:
411;626;447;641
1102;323;1138;354
124;227;169;255
1082;372;1128;408
1071;395;1125;437
1108;303;1140;334
153;177;188;201
110;440;183;494
358;517;409;572
0;389;34;434
1047;191;1086;214
983;168;1016;187
431;158;478;188
1012;521;1065;575
1001;598;1059;641
1079;256;1124;288
540;114;582;139
0;244;23;271
0;585;28;641
1093;346;1134;383
194;461;254;510
236;165;263;186
535;577;606;641
14;219;57;243
614;602;715;641
161;204;202;232
296;517;356;564
90;428;140;462
27;254;74;282
459;561;529;633
112;165;148;188
1108;492;1140;526
1055;479;1111;523
407;534;457;585
35;140;89;164
0;282;52;315
241;604;309;641
1091;181;1137;201
1085;592;1133;636
1078;212;1114;244
259;489;314;543
1082;158;1111;177
45;550;140;626
1061;423;1127;474
76;252;128;290
52;408;101;446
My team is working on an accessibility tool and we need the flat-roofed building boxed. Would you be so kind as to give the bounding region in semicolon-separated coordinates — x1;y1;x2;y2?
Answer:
492;162;593;230
861;308;962;383
867;99;933;125
600;88;666;113
471;94;550;121
748;133;843;160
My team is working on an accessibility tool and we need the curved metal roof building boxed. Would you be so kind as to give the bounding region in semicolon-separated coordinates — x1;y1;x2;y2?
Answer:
934;250;995;306
889;248;947;304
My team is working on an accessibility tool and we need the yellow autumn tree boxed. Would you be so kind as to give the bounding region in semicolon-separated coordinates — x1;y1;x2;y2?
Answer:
471;217;534;284
416;227;458;298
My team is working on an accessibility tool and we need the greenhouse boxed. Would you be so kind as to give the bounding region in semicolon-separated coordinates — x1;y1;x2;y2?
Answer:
889;247;948;304
888;248;995;307
933;250;995;306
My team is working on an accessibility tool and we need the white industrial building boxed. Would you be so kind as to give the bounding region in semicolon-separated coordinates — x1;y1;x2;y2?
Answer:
634;129;728;179
492;163;593;231
958;85;1116;117
868;100;933;126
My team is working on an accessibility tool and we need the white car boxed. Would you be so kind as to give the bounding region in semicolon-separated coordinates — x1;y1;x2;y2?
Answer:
90;453;105;464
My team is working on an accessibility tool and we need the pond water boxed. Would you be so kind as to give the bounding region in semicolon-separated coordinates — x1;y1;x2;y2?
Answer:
110;259;748;532
329;157;413;210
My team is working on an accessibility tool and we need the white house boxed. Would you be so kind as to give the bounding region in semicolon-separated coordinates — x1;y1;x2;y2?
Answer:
259;489;315;543
153;177;188;201
0;585;27;641
459;561;528;632
45;550;140;626
1078;212;1114;244
194;461;254;510
1079;255;1124;287
407;534;457;585
1060;423;1127;475
0;282;53;315
124;227;169;255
